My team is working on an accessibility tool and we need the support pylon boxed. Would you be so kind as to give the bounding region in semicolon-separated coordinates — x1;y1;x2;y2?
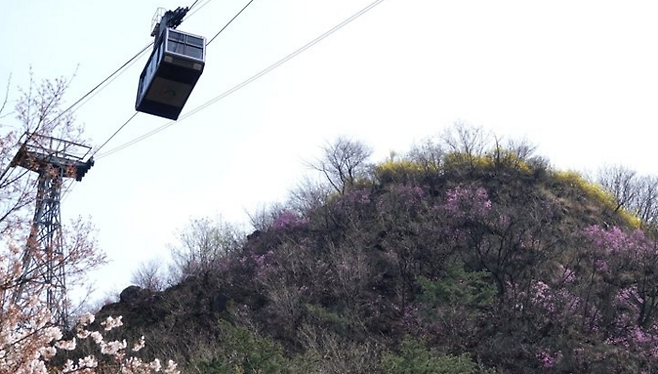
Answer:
10;133;94;326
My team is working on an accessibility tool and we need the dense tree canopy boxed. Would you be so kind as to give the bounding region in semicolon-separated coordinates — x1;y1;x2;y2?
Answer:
100;125;658;373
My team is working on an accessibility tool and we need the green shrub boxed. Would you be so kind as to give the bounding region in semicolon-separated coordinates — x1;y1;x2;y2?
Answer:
417;259;496;308
197;320;289;374
381;338;495;374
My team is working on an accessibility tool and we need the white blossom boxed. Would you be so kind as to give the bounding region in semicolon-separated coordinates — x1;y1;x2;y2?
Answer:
149;358;161;372
38;346;56;360
100;339;127;355
62;359;75;373
77;328;91;339
55;338;76;351
164;360;180;374
90;331;103;344
78;312;95;326
132;336;146;352
101;315;123;331
79;355;98;368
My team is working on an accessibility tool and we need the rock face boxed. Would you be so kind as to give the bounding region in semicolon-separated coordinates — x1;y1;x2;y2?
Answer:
119;285;144;305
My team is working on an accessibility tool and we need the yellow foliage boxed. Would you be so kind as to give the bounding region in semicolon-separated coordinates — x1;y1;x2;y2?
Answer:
554;171;615;206
375;160;431;183
377;160;428;174
376;149;534;184
443;152;493;169
489;150;533;174
619;210;642;230
553;170;641;229
443;151;532;175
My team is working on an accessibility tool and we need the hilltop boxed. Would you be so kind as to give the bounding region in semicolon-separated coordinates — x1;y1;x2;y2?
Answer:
91;127;658;373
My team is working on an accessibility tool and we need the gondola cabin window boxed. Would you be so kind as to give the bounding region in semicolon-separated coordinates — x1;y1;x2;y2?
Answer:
167;30;204;61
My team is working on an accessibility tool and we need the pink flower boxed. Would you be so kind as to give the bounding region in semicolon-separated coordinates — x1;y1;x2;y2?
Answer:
536;350;560;368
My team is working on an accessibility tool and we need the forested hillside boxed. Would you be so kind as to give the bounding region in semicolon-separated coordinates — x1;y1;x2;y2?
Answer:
87;125;658;373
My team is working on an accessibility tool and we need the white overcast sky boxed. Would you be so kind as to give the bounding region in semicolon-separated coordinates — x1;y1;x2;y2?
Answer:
3;0;658;302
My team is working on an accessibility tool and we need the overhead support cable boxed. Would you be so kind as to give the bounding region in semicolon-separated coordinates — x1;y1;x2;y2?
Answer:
86;0;220;157
96;0;387;159
48;0;209;134
90;112;139;157
92;0;257;158
186;0;214;20
208;0;255;45
64;43;153;116
50;0;220;204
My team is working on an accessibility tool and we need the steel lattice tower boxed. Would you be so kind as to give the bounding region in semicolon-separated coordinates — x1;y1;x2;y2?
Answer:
10;134;94;326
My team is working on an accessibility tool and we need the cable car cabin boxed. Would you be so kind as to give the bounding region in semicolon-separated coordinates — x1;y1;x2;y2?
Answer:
136;28;205;120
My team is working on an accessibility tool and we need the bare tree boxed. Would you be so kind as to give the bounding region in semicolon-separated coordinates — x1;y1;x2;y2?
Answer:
15;73;83;138
596;167;658;227
169;217;245;281
629;175;658;226
287;176;331;213
246;178;329;233
505;137;537;161
247;202;287;232
131;258;169;292
308;136;372;195
407;137;446;172
487;135;541;173
440;121;490;165
597;165;639;212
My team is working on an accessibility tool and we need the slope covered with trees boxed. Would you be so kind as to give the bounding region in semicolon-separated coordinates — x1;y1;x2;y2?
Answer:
95;125;658;373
